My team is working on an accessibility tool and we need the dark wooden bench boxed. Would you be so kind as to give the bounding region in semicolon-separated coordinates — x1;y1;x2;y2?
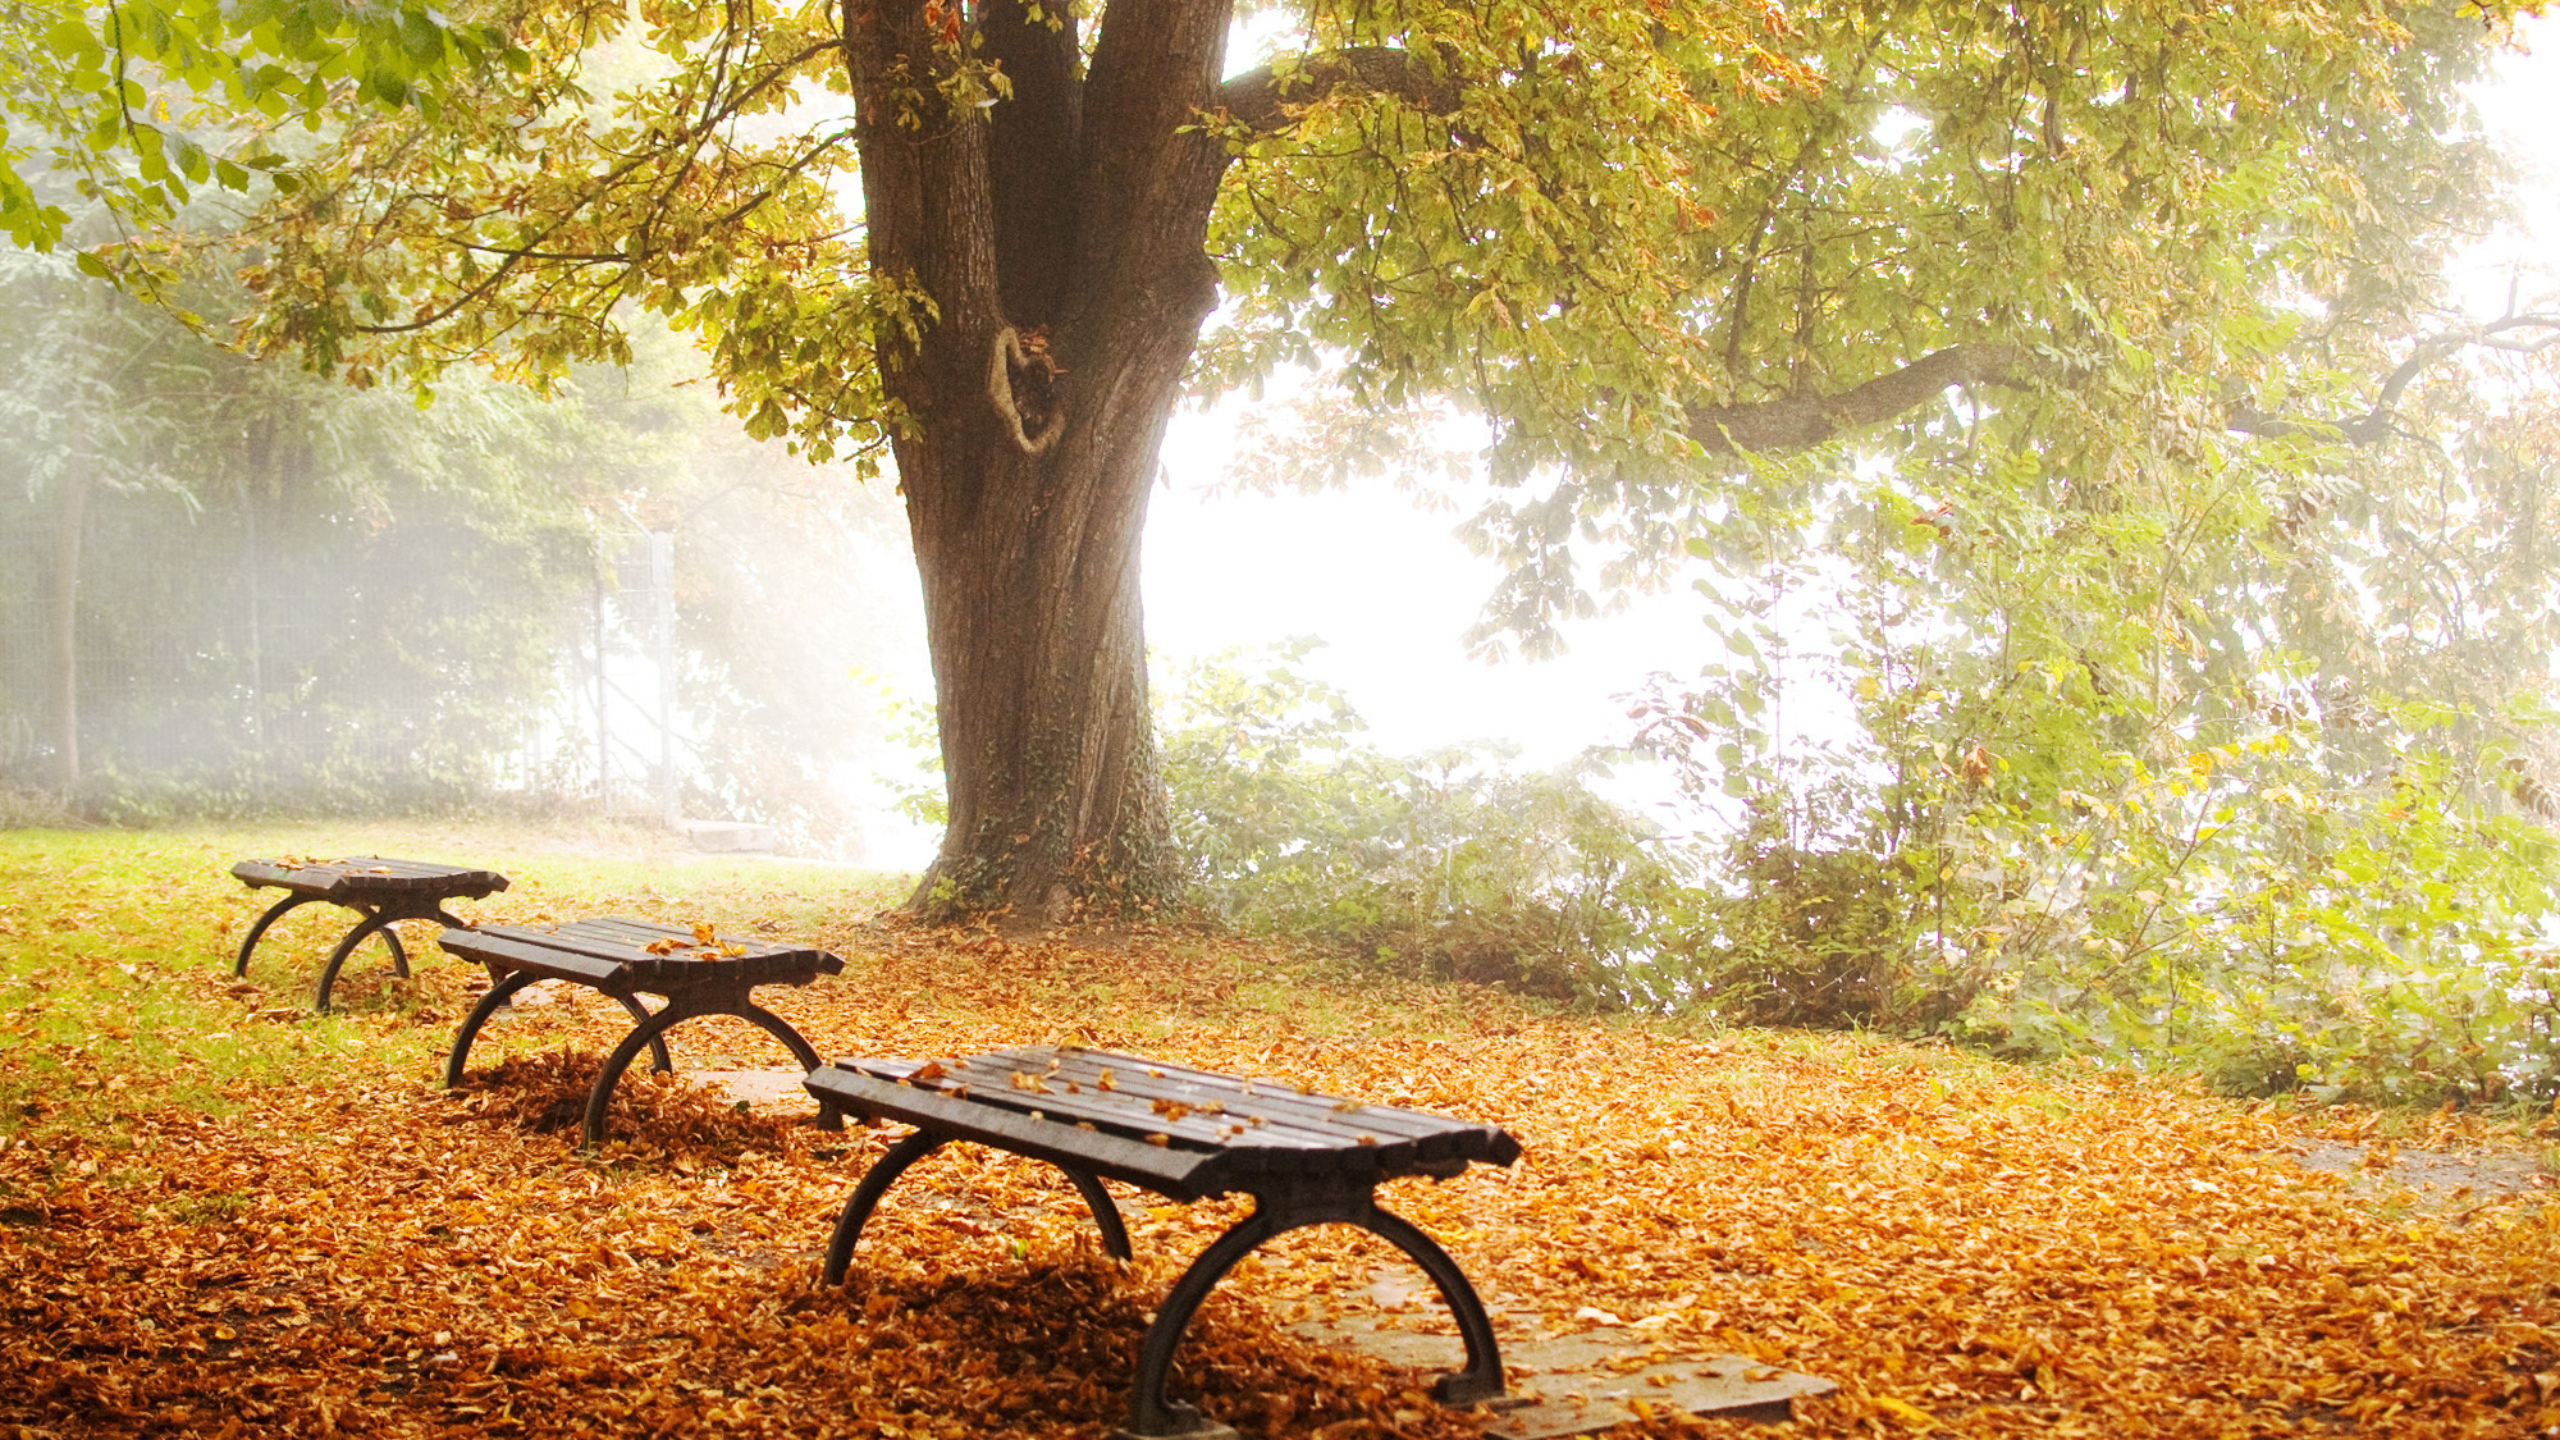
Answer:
437;918;846;1147
231;856;510;1012
806;1045;1521;1440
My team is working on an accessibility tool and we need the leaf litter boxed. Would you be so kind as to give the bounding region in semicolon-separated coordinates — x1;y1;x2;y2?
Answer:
3;850;2560;1437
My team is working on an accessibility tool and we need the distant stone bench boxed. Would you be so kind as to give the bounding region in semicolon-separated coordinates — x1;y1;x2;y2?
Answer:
806;1045;1521;1440
438;918;846;1148
230;856;510;1012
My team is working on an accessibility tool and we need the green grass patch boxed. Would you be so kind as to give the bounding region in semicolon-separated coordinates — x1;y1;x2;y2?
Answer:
0;821;910;1138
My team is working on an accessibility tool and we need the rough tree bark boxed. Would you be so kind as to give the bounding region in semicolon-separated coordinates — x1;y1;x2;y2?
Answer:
844;0;1242;921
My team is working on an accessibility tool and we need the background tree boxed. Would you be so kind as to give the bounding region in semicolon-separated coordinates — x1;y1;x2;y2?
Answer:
0;247;911;835
131;0;2546;921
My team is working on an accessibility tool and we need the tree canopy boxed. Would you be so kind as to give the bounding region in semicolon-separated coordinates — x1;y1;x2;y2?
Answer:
33;0;2557;924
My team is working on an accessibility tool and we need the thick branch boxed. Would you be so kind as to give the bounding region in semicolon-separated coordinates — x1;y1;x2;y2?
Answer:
842;0;1001;405
2227;314;2560;445
981;0;1083;325
1216;46;1461;132
1685;314;2560;461
1064;0;1235;353
1684;343;2041;456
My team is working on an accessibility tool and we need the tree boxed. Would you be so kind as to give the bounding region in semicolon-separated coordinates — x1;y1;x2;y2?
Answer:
0;238;672;809
124;0;2544;918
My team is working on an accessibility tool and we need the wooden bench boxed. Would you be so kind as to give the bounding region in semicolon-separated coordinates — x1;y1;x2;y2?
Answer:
437;918;846;1147
231;856;510;1012
806;1045;1521;1440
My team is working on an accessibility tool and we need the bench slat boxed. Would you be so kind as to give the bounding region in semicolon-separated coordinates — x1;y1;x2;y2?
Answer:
856;1055;1349;1154
440;920;842;993
232;856;509;900
962;1048;1495;1153
807;1069;1221;1197
834;1046;1522;1190
896;1053;1391;1154
435;930;633;989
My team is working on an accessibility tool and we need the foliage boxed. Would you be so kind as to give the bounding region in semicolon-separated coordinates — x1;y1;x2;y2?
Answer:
0;0;524;251
9;823;2560;1438
16;0;2554;935
1212;2;2544;646
1157;642;1687;997
1626;467;2560;1101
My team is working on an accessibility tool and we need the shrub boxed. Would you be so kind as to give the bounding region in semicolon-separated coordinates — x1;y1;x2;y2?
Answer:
1158;642;1687;999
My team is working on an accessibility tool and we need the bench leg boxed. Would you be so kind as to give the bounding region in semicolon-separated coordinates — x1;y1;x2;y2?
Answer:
1063;1169;1132;1261
234;893;319;978
605;994;676;1075
732;1001;843;1132
578;995;830;1147
1359;1207;1508;1406
823;1131;945;1284
582;1002;698;1149
315;909;411;1013
445;969;541;1087
1118;1191;1506;1439
819;1138;1132;1287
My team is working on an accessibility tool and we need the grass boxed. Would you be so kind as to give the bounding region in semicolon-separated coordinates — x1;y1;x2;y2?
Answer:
0;820;908;1136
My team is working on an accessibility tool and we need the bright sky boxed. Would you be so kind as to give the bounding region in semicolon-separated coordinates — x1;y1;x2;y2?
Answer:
858;17;2560;870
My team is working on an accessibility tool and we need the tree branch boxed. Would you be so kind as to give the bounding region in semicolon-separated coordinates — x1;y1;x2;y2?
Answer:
1681;314;2560;461
2227;314;2560;445
1683;343;2043;457
980;0;1083;325
1216;46;1461;133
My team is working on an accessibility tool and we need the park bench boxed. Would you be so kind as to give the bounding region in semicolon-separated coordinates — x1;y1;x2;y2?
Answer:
438;918;847;1148
805;1045;1521;1440
231;856;510;1013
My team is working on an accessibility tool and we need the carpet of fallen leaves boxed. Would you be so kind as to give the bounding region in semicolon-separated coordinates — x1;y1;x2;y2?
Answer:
8;845;2560;1438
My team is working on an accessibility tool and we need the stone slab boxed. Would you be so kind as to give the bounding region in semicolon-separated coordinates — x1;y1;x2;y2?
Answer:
692;1067;821;1110
1294;1274;1833;1434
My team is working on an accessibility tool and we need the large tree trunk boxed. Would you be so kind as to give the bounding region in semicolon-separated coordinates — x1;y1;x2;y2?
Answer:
844;0;1236;920
899;396;1182;923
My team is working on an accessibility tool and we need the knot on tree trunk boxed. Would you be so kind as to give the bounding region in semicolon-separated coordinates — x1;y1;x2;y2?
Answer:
989;325;1066;455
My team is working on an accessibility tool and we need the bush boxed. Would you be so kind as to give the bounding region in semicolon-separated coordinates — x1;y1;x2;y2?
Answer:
1158;642;1688;999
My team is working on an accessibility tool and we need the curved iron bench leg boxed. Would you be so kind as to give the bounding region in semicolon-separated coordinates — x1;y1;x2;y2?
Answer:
1121;1194;1507;1438
1355;1206;1507;1404
581;1002;698;1150
734;1001;844;1132
606;993;674;1075
380;923;412;980
823;1131;947;1284
234;893;318;978
1063;1168;1133;1261
444;969;541;1088
1124;1203;1287;1438
314;909;402;1014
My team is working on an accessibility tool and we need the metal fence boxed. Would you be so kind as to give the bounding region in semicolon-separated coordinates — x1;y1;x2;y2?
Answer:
0;479;679;814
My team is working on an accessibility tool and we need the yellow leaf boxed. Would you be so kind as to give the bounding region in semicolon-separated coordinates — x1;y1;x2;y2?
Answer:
1876;1396;1938;1430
